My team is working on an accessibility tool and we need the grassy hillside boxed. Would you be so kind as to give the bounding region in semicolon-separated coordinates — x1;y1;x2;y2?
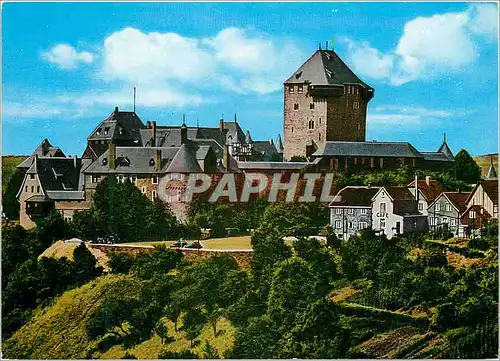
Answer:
2;155;27;193
473;153;498;178
2;274;235;359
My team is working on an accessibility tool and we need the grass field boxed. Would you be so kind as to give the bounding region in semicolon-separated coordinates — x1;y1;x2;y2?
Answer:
2;155;27;193
128;236;252;250
473;154;498;178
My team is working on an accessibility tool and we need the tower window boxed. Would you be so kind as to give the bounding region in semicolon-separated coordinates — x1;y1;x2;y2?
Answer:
308;120;315;130
298;84;303;93
294;103;299;110
289;85;294;94
291;127;294;133
310;103;314;109
319;133;321;141
354;102;359;109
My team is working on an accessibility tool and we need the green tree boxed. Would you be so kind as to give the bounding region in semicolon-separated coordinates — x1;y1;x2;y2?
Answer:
202;342;219;359
2;167;25;220
131;246;183;280
181;308;206;348
454;149;482;184
108;252;135;274
72;243;103;286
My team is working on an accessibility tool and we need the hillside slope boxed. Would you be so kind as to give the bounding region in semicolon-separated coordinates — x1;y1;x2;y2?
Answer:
2;156;27;193
473;154;498;178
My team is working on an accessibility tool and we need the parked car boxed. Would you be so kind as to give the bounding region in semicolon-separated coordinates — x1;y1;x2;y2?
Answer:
170;239;188;248
183;241;202;249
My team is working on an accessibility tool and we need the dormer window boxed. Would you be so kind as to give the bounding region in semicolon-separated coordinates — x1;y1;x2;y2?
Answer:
152;176;158;184
96;128;101;136
298;84;303;93
288;85;294;94
118;127;123;135
149;158;155;166
325;68;332;78
119;157;130;166
102;158;108;165
104;127;110;135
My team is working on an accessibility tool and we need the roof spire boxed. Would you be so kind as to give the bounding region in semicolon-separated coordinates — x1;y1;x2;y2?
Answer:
197;118;200;128
234;113;237;123
318;42;322;50
182;113;186;126
443;132;446;143
487;155;497;179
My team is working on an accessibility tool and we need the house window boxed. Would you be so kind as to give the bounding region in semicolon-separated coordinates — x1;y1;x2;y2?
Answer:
291;127;294;133
430;218;436;226
418;202;424;211
319;133;321;141
96;128;101;135
92;175;101;183
131;175;137;185
37;186;40;193
347;208;354;214
442;217;449;224
469;210;476;219
361;208;367;215
30;174;35;179
141;186;146;194
380;158;384;168
380;202;386;214
149;158;155;166
445;204;452;212
294;103;299;110
335;208;342;215
354;102;359;109
152;190;157;201
359;222;368;229
298;84;303;93
152;176;158;184
25;185;28;192
348;222;353;229
370;157;375;168
308;120;315;130
494;205;498;217
289;85;294;94
450;218;457;226
104;127;110;135
380;219;386;228
335;158;339;170
102;158;108;165
31;186;34;193
335;220;341;229
310;103;314;109
436;204;441;212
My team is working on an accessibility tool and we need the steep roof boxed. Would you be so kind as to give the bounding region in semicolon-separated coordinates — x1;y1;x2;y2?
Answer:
375;186;416;201
166;144;203;173
252;140;279;160
276;135;284;153
27;157;82;192
330;186;380;207
486;157;497;179
224;121;246;145
437;140;454;160
313;141;423;158
17;139;65;169
285;50;372;90
441;192;470;213
88;108;144;143
407;178;447;202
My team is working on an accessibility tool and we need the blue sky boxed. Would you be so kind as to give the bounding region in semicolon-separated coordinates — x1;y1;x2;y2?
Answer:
2;2;498;156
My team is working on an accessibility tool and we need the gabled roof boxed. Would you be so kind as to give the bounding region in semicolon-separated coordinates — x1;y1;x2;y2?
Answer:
28;157;82;191
245;131;253;144
224;121;246;145
466;179;499;206
430;192;470;213
82;143;108;160
17;139;65;169
486;157;497;179
437;139;454;160
284;50;372;90
373;186;416;202
330;186;380;207
166;144;203;173
252;140;279;160
407;179;447;202
460;204;492;224
313;141;423;158
421;152;453;162
276;135;284;153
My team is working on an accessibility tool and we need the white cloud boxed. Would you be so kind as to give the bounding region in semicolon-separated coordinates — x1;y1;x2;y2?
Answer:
41;44;94;70
368;105;471;125
341;3;498;86
2;102;65;119
101;26;304;95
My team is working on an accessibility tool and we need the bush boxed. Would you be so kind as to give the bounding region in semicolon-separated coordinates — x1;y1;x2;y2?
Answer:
108;252;135;274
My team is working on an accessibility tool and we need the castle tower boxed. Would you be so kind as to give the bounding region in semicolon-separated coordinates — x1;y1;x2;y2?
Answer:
283;45;374;160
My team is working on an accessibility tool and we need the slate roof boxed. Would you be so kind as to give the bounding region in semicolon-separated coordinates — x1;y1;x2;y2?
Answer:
253;141;279;158
236;161;309;170
313;141;423;158
18;139;65;169
276;135;284;153
166;144;203;173
46;191;85;201
224;121;246;144
82;143;108;160
284;50;373;90
88;108;144;143
437;140;454;160
139;126;200;147
407;179;447;202
27;157;82;192
421;152;453;162
330;186;380;207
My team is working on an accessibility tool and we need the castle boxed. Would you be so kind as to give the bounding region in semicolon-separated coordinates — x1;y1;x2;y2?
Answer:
16;45;454;228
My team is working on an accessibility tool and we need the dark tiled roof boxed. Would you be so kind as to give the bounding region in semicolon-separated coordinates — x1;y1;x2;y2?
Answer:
460;204;492;224
236;161;309;170
82;143;108;160
313;141;423;158
442;192;470;213
224;122;246;144
28;157;82;191
253;141;279;157
330;186;380;207
479;179;498;205
166;144;203;173
140;127;200;147
276;135;284;153
437;140;454;160
46;191;85;201
18;139;65;168
421;152;453;162
285;50;372;90
407;179;447;202
88;109;144;143
383;186;416;201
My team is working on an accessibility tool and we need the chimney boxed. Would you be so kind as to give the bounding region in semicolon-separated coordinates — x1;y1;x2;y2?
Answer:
73;155;77;168
219;118;224;131
425;175;431;186
151;121;157;147
108;142;116;169
114;106;119;112
155;149;162;171
146;120;151;128
414;174;419;202
222;144;229;170
181;123;188;145
326;41;328;50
